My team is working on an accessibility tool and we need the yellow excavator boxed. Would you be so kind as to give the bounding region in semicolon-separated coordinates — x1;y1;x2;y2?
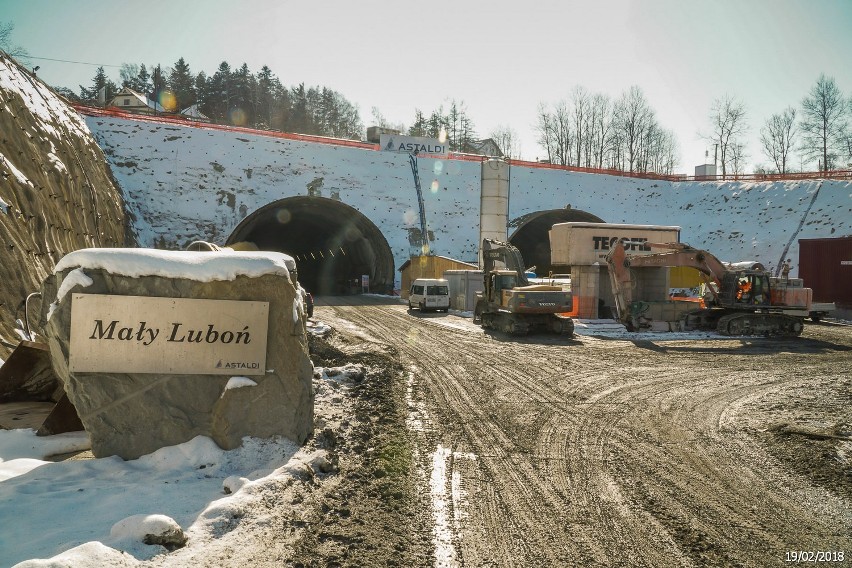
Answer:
473;239;574;336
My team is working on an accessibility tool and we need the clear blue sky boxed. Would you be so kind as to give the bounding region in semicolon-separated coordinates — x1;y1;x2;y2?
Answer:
2;0;851;171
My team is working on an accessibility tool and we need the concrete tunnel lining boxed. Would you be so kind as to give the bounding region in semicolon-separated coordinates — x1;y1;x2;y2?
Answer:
226;197;395;295
509;208;605;276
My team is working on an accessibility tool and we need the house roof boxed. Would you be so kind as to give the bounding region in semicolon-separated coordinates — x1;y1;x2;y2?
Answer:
109;87;165;112
466;138;503;157
180;104;209;119
398;255;478;272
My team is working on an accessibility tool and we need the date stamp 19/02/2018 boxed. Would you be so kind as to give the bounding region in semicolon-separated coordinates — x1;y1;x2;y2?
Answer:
784;551;845;563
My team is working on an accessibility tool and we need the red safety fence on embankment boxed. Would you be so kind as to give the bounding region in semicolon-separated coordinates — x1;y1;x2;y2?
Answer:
73;104;377;151
73;104;852;183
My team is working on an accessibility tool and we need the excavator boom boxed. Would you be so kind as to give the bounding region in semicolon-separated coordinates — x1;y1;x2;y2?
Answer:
605;240;810;336
481;238;530;286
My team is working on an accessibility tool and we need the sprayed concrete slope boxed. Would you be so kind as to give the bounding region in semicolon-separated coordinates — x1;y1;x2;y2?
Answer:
0;54;128;358
84;114;852;287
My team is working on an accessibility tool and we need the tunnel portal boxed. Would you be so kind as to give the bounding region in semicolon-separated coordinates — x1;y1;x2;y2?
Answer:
509;208;605;276
227;197;395;295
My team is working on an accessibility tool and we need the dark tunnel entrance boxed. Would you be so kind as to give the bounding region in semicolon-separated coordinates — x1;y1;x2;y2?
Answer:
509;208;605;276
226;197;395;296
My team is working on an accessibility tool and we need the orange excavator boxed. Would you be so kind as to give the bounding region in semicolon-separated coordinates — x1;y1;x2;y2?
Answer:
606;242;812;336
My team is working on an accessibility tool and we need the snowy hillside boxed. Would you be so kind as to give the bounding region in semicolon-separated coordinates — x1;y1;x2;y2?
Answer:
85;115;852;283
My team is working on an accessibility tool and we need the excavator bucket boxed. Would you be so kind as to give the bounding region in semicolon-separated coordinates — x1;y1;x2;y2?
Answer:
0;341;83;435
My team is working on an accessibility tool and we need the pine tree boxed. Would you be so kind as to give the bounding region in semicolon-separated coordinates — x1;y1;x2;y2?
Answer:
231;63;255;125
289;83;309;133
136;64;151;95
79;66;118;104
427;108;444;140
255;65;275;128
408;110;427;137
208;62;232;122
269;75;290;131
194;71;211;118
168;57;196;112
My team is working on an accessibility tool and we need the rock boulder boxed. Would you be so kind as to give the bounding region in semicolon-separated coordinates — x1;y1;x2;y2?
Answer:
42;249;313;459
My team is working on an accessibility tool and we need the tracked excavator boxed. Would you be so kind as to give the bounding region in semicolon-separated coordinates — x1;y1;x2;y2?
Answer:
606;241;812;336
473;239;574;336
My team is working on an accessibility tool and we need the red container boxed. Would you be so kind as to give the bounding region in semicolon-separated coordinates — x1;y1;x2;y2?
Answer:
798;237;852;307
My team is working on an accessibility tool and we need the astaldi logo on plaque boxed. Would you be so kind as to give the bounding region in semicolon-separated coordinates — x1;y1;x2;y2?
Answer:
69;294;269;375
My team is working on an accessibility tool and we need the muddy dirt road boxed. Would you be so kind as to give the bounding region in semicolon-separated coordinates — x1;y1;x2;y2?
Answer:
318;296;851;568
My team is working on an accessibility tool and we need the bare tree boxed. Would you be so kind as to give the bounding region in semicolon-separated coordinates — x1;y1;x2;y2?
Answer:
570;86;590;166
0;21;29;60
615;86;654;173
844;98;852;166
490;124;521;159
536;86;677;172
707;94;748;179
644;125;679;175
760;107;797;174
844;95;852;165
534;104;555;162
588;93;613;169
534;101;571;165
728;141;748;177
800;74;847;171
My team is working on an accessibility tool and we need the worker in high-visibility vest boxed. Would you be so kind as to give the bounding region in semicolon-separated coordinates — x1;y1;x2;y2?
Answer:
736;277;752;302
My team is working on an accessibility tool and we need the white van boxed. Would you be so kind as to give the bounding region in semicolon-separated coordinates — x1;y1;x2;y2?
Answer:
408;278;450;312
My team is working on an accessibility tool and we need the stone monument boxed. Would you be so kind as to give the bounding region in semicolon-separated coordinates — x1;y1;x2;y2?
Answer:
42;248;313;459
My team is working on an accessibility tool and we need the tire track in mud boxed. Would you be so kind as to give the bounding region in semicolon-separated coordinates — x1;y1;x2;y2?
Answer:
549;353;850;566
321;300;851;567
327;305;589;564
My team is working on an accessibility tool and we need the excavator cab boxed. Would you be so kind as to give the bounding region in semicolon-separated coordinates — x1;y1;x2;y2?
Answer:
490;272;518;306
486;270;518;306
718;271;771;308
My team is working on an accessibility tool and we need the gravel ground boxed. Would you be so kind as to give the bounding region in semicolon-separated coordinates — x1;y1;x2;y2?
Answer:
307;295;851;568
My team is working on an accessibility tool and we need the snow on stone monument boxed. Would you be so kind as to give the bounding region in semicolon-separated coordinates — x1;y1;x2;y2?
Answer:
42;248;313;459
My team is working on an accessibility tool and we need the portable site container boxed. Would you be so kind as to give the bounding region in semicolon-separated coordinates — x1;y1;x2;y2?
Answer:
443;270;484;312
798;236;852;308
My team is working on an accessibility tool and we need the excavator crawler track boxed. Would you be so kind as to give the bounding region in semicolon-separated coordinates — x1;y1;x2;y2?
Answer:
716;313;804;337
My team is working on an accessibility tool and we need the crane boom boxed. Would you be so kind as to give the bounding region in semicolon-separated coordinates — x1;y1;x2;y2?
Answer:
409;153;429;253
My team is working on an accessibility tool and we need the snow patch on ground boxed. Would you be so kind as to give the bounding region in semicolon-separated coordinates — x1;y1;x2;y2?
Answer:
430;444;457;567
307;320;332;336
573;319;724;341
0;360;366;565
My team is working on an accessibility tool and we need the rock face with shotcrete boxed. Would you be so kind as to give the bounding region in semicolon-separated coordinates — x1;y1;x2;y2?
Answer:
0;54;128;357
42;248;313;460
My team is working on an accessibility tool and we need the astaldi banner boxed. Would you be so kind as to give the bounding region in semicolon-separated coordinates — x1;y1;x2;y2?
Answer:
379;133;448;155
